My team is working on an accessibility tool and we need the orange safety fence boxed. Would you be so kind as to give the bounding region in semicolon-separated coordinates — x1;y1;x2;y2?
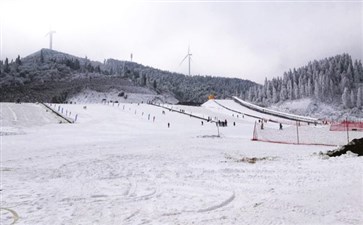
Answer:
251;122;363;146
330;121;363;131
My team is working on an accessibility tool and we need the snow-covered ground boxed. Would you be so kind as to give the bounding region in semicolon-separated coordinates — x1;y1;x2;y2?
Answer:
269;98;363;121
207;100;301;125
1;102;362;224
206;100;363;146
68;89;178;105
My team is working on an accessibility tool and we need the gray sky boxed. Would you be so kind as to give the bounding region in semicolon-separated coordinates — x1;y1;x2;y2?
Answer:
1;0;362;84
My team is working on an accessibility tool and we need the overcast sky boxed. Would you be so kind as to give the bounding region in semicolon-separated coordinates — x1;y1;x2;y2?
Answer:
1;0;362;84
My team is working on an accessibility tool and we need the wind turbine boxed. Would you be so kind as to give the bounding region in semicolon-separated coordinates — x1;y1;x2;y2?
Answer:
45;30;56;50
180;46;192;76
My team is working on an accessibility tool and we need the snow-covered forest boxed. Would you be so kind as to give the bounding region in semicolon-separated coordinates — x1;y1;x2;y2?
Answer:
2;50;362;110
0;49;257;104
244;54;363;109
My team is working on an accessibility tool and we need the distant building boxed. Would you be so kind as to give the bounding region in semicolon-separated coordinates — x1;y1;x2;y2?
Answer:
208;95;215;100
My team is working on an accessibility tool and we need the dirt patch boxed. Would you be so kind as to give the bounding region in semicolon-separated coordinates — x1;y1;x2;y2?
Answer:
0;167;12;172
0;131;24;136
223;154;276;164
196;135;221;139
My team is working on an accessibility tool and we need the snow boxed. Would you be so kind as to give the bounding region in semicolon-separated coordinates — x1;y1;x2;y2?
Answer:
203;99;301;125
269;98;363;121
203;100;363;145
68;89;178;104
1;102;363;224
232;97;319;123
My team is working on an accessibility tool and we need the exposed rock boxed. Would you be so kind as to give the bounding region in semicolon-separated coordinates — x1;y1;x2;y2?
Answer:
326;138;363;157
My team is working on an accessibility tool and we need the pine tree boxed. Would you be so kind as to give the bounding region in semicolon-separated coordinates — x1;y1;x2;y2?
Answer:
353;61;361;83
15;55;22;65
40;49;44;63
350;89;356;107
279;84;287;102
74;59;80;70
266;81;272;101
357;87;362;109
248;87;255;101
95;65;101;73
272;86;279;103
153;80;157;89
340;73;350;92
4;58;10;73
287;79;293;100
307;78;312;97
294;81;299;99
342;87;351;108
314;79;320;99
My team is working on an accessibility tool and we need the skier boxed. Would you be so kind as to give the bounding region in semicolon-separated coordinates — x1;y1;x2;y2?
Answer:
168;122;170;128
201;121;204;126
279;123;283;130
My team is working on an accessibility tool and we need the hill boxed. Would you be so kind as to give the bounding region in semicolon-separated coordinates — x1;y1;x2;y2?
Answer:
0;49;257;104
242;54;363;120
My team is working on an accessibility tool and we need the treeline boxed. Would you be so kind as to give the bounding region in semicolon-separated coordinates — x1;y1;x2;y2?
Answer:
244;54;363;109
104;59;257;103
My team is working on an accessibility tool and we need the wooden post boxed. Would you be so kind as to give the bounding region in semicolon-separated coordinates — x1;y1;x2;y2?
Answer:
252;121;258;141
296;121;300;144
346;117;350;144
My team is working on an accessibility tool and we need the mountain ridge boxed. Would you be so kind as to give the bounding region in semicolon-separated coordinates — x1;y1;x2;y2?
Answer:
0;48;258;104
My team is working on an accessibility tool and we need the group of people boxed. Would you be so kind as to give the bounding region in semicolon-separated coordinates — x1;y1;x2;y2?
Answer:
258;119;283;130
217;119;228;127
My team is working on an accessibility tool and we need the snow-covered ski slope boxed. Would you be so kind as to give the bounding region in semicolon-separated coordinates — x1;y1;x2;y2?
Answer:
0;103;64;136
2;102;363;225
204;99;296;125
232;97;319;124
203;100;362;145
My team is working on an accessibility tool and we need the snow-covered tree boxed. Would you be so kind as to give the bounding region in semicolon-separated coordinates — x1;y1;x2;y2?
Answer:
350;90;356;108
266;81;272;100
357;87;362;109
314;79;320;100
287;79;293;100
279;84;287;102
342;87;351;108
272;86;279;103
4;58;10;73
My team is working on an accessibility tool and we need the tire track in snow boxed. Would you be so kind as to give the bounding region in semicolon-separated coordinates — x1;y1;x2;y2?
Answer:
7;106;17;122
123;210;140;222
162;190;235;216
197;191;235;213
0;207;19;225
